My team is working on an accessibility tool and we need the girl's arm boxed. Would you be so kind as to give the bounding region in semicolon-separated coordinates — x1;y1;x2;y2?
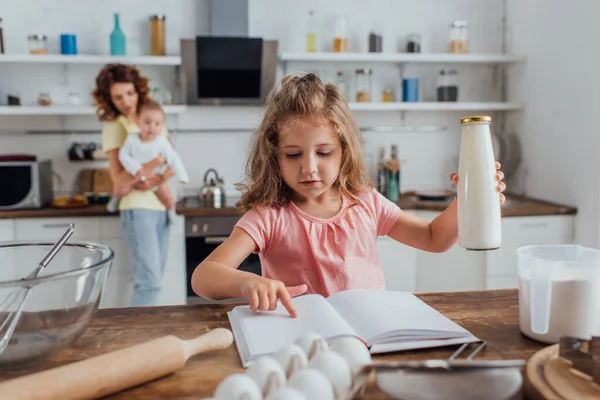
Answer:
386;200;458;253
387;163;506;253
191;227;305;317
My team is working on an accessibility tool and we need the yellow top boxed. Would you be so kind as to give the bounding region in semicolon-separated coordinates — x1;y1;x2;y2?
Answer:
101;115;170;211
460;115;492;124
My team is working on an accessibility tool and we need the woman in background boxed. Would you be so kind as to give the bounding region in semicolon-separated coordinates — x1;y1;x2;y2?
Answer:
93;63;172;307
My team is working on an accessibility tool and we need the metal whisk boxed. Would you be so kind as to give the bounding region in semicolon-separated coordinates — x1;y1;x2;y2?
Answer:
0;223;74;354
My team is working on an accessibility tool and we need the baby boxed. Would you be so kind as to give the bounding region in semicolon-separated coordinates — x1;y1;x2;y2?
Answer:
106;102;189;217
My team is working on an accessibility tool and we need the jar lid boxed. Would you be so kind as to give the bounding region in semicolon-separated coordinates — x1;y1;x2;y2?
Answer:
149;14;166;20
461;116;491;124
451;20;468;27
356;68;372;74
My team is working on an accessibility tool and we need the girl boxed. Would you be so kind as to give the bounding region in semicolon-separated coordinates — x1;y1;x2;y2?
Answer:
191;72;506;317
93;63;173;307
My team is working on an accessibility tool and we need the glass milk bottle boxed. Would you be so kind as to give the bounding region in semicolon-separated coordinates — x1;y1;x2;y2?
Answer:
457;116;501;250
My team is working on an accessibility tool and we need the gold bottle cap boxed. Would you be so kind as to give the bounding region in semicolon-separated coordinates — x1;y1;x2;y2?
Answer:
460;116;492;124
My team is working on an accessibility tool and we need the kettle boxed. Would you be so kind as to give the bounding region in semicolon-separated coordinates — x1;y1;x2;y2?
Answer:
199;168;226;208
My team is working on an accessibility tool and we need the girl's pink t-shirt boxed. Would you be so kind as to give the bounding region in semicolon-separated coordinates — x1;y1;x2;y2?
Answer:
235;189;402;297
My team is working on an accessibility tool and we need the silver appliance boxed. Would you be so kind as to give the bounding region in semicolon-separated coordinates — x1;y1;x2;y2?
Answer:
0;160;53;210
180;36;278;106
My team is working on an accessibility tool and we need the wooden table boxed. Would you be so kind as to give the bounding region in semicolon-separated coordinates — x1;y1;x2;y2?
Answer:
0;289;548;399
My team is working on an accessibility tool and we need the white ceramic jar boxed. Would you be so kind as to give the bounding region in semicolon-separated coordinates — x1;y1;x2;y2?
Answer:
457;115;501;250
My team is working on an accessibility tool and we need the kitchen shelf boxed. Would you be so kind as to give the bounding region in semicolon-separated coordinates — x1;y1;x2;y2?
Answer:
348;102;524;112
0;54;181;65
279;52;526;64
0;105;188;115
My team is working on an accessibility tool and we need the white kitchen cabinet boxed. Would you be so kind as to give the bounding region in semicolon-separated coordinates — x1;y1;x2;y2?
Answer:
377;236;417;292
14;217;100;242
485;215;575;289
406;211;575;292
13;215;187;308
416;211;486;292
0;219;14;242
99;214;187;308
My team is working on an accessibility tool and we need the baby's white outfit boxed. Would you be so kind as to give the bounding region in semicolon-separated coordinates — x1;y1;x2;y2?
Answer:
106;134;188;215
119;134;189;183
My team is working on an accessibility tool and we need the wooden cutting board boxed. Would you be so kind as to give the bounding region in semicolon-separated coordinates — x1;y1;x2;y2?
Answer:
78;169;95;193
93;168;113;194
523;344;600;400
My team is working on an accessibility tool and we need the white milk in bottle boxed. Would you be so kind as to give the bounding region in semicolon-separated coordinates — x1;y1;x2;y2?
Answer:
457;116;501;250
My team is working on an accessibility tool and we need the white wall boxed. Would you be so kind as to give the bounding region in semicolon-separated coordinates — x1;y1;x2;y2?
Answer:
506;0;600;246
0;0;507;198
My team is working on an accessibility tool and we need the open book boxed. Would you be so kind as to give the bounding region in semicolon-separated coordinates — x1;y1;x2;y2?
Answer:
228;289;479;367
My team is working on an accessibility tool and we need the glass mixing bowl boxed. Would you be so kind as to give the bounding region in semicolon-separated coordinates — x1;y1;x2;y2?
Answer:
0;241;113;369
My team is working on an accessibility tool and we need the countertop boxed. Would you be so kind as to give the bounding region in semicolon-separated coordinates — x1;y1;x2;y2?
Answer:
0;192;577;219
0;289;545;399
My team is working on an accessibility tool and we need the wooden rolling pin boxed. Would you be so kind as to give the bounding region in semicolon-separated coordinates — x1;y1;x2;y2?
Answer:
0;327;234;400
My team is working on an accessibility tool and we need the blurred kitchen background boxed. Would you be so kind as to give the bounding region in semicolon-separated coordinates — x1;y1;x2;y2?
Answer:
0;0;597;307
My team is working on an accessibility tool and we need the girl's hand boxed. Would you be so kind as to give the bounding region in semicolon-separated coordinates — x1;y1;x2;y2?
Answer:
450;161;506;204
240;275;308;318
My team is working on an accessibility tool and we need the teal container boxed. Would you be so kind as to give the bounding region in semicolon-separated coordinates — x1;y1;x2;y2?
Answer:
110;13;126;55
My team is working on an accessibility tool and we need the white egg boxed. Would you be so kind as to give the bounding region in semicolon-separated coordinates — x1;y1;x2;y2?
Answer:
246;356;287;397
214;373;262;400
294;332;329;359
288;368;335;400
329;336;372;374
265;387;306;400
270;344;308;378
307;350;353;400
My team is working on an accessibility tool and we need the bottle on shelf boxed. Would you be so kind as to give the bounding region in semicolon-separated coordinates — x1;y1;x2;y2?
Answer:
306;10;317;52
449;21;468;53
335;71;347;99
377;147;388;195
333;15;348;52
110;13;126;56
385;145;401;202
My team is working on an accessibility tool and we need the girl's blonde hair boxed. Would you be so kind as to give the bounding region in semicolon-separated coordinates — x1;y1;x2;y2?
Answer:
236;72;371;212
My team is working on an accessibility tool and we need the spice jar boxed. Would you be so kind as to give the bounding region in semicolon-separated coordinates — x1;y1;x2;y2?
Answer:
38;92;52;106
68;92;81;106
0;18;4;54
28;34;48;54
406;33;421;53
381;87;393;102
355;68;372;102
437;69;459;102
7;93;20;106
449;21;468;53
333;15;348;52
149;15;166;56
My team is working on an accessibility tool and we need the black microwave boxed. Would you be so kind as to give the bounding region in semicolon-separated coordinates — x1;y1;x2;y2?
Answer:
180;36;279;106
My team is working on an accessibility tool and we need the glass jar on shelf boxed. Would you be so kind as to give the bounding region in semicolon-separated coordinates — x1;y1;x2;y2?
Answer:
436;69;459;102
335;71;347;99
449;21;468;53
381;87;393;102
355;68;372;102
306;10;317;52
149;15;166;56
406;33;421;53
28;34;48;54
333;15;348;52
38;92;52;106
368;29;382;53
